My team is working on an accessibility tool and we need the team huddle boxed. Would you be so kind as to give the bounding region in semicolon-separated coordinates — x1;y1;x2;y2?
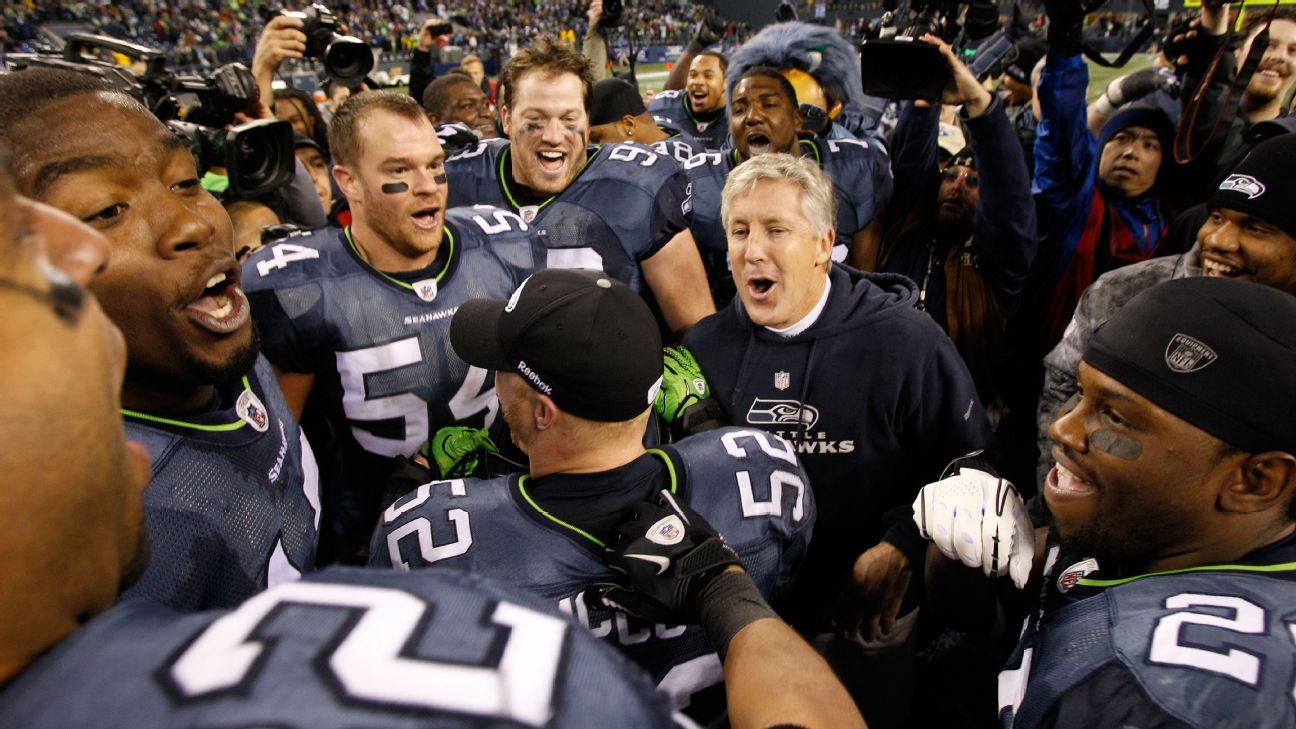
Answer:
1;3;1296;728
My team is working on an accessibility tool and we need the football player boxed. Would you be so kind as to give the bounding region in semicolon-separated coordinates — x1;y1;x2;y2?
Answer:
0;69;319;611
444;36;714;337
917;277;1296;729
0;156;862;728
648;51;731;152
371;269;815;726
686;68;892;304
242;91;539;562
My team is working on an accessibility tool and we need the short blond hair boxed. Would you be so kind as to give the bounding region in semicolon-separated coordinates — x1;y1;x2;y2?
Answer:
721;153;836;241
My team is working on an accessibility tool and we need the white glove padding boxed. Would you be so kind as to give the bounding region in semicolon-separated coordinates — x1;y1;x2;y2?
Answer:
912;468;1034;589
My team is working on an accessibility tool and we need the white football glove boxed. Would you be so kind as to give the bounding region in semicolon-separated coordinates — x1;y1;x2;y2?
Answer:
913;467;1034;589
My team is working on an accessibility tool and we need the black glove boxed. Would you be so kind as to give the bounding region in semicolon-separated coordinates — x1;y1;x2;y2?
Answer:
434;121;481;157
1044;0;1087;56
587;490;741;624
692;14;726;49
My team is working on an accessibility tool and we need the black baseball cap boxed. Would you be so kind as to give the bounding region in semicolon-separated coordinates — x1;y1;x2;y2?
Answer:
450;269;663;422
589;78;647;126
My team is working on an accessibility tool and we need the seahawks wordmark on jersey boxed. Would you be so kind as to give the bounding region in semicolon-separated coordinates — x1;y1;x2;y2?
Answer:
999;542;1296;729
369;427;814;727
119;355;319;611
445;139;692;294
0;567;687;729
648;89;730;152
242;206;538;554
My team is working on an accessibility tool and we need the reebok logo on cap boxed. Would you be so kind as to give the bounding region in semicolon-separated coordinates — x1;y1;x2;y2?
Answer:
1218;174;1266;199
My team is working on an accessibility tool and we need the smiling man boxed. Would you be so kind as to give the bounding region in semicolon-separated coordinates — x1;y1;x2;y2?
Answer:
0;68;320;611
444;36;714;337
1037;133;1296;487
242;91;538;563
682;155;991;726
648;51;730;152
917;277;1296;729
685;68;892;305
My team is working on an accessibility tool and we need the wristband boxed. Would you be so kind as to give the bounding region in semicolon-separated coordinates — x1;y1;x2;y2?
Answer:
696;569;777;661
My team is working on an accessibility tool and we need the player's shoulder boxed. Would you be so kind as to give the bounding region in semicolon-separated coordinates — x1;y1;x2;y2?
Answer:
647;88;685;111
682;148;730;175
1100;569;1296;729
804;135;882;173
445;204;533;246
445;137;509;167
650;136;705;165
588;142;684;182
672;426;798;466
242;226;355;290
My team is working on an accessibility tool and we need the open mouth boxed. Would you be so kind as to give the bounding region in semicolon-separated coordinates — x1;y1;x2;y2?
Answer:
184;268;250;335
411;206;441;231
746;276;777;300
1047;461;1098;502
690;89;709;103
746;133;771;155
1202;258;1243;278
536;149;566;174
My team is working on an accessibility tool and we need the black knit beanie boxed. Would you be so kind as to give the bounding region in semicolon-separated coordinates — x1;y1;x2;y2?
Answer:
1084;278;1296;455
1206;134;1296;241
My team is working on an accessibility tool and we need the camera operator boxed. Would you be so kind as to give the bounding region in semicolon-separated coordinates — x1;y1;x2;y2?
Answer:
580;0;610;82
408;17;453;108
879;35;1037;406
1174;3;1296;201
211;98;327;230
1029;0;1180;351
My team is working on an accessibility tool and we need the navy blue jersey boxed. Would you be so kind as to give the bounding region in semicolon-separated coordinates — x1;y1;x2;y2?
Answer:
999;540;1296;729
648;89;730;151
369;427;815;725
242;207;537;556
0;567;684;728
444;139;692;295
120;355;319;611
651;135;707;165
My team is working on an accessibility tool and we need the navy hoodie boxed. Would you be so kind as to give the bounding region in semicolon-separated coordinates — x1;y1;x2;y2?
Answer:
684;264;994;629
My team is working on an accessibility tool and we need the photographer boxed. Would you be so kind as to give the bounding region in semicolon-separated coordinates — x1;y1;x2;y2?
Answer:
1029;0;1179;351
1174;3;1296;201
408;17;452;107
879;35;1037;405
580;0;610;81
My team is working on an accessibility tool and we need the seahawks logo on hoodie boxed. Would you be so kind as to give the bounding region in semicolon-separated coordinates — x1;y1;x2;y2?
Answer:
746;398;820;429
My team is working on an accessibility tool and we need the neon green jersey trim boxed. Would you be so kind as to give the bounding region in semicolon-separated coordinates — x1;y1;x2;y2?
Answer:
121;376;254;432
1076;560;1296;588
517;450;680;548
344;226;455;292
497;145;601;213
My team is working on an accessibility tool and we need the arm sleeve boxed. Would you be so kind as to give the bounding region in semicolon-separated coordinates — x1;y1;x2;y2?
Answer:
1032;52;1097;223
408;49;435;108
887;101;941;220
582;29;609;81
647;166;694;258
966;96;1038;306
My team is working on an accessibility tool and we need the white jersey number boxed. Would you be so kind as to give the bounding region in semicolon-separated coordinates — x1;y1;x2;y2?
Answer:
167;581;565;726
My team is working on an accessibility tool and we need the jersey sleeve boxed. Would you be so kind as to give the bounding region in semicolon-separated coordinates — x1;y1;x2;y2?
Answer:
1039;663;1195;729
367;477;479;571
824;136;894;233
647;163;694;258
242;254;329;375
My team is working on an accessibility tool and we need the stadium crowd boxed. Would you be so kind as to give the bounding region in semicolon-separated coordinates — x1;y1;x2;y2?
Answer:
2;1;1296;728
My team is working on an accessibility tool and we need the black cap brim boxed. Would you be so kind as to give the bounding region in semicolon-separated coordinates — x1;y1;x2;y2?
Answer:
449;298;514;371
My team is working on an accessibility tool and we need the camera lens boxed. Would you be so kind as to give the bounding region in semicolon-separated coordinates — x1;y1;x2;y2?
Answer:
325;36;375;85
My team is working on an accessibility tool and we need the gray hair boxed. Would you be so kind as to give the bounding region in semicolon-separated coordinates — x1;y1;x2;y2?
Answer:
721;153;836;241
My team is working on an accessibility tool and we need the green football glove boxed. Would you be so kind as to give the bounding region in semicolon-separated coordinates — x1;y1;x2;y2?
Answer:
420;426;499;479
655;347;711;421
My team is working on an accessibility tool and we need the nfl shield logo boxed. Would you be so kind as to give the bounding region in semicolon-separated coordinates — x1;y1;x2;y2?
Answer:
774;371;790;391
236;389;270;432
519;205;540;223
696;121;709;133
647;515;685;546
1164;333;1217;374
412;278;438;303
1056;558;1099;593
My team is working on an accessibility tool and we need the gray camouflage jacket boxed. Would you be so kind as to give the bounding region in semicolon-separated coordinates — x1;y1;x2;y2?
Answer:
1035;245;1201;487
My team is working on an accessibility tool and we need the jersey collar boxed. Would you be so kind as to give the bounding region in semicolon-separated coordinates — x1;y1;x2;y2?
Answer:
343;224;457;298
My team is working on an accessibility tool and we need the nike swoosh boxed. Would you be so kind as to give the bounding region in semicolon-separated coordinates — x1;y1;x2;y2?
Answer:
626;554;672;575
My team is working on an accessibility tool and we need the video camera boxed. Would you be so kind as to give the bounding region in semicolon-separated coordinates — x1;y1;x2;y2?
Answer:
5;34;294;199
860;0;1001;102
284;4;374;87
